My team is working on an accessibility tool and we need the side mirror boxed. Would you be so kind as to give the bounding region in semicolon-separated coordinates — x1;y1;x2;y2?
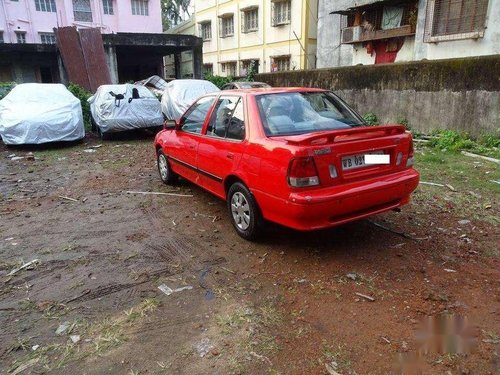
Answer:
163;120;176;130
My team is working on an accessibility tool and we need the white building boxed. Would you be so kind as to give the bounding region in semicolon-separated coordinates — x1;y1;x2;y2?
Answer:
168;0;318;77
317;0;500;67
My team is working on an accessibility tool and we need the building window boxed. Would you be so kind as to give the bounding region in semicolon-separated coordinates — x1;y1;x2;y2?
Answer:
271;0;291;26
16;32;26;44
220;15;234;38
425;0;489;42
271;56;290;72
132;0;149;16
0;32;3;44
242;8;258;33
221;62;237;76
73;0;93;22
203;64;213;75
240;59;259;76
102;0;113;15
35;0;57;13
40;32;56;44
199;21;212;41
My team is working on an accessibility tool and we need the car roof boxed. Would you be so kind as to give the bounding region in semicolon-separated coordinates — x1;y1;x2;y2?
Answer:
218;87;328;95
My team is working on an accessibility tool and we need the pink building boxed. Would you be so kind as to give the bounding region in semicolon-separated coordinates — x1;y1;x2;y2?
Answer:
0;1;203;84
0;0;162;44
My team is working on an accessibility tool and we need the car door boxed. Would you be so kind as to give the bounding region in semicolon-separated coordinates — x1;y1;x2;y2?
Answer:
197;95;247;198
166;96;216;184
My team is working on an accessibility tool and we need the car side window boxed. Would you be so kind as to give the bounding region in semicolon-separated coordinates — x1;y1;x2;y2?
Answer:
180;96;215;134
207;96;245;141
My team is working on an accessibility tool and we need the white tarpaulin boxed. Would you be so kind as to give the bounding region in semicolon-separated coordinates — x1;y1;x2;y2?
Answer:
0;83;84;145
161;80;220;120
89;84;164;133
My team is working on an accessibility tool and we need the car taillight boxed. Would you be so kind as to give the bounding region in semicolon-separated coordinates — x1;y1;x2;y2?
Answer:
406;138;414;167
288;157;320;187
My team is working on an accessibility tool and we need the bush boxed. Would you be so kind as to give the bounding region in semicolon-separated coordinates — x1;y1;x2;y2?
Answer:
363;112;379;126
396;117;412;131
67;83;92;131
204;74;233;89
428;130;475;151
0;82;16;101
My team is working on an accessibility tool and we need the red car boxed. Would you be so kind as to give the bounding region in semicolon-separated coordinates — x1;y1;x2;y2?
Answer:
154;88;419;240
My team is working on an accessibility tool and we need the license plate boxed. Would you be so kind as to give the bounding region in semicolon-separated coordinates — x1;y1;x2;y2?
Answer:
341;152;386;170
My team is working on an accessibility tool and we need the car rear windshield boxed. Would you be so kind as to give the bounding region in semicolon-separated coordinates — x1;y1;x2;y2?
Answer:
256;92;365;136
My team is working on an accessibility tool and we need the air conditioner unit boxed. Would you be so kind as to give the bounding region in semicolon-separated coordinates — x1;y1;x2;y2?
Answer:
341;26;363;44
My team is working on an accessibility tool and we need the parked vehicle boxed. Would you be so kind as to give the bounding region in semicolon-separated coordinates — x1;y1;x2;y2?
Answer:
154;88;419;240
221;82;271;90
161;79;219;121
0;83;84;145
89;84;164;138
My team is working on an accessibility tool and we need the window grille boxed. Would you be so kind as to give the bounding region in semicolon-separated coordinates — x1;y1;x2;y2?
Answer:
40;32;56;44
199;22;212;41
203;64;213;75
219;16;234;38
132;0;149;16
16;32;26;44
35;0;56;12
102;0;113;15
240;59;259;75
241;8;258;33
221;62;237;76
424;0;489;42
271;0;291;27
0;32;4;43
73;0;93;22
271;56;290;71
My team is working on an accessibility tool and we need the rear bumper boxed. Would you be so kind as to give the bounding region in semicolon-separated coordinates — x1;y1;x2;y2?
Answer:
253;168;419;231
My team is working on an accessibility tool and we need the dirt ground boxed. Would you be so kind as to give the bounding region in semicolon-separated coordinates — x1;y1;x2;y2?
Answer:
0;132;498;375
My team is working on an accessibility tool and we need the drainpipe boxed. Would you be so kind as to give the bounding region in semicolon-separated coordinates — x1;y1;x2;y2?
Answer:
1;1;12;42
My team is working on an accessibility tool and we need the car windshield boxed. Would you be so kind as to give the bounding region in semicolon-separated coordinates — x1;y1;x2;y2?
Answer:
256;92;365;136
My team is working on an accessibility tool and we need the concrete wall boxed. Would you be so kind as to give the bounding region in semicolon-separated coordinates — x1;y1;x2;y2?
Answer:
0;0;162;44
317;0;500;68
256;55;500;135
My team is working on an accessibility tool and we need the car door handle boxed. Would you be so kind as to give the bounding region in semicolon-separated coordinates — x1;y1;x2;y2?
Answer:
226;153;234;159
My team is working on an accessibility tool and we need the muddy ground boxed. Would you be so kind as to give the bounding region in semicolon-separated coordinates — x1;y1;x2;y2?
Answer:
0;132;498;375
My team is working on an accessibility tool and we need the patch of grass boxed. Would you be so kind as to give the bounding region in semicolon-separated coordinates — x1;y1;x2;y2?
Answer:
321;341;355;374
427;130;500;159
363;112;379;126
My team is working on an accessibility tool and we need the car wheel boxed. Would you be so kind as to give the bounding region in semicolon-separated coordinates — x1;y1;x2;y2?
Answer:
227;182;261;241
157;150;177;184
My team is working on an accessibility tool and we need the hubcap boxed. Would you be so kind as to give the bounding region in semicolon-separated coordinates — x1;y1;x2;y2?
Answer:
158;154;168;181
231;192;251;230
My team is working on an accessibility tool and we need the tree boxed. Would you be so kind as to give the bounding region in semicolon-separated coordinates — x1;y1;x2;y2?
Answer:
162;0;191;31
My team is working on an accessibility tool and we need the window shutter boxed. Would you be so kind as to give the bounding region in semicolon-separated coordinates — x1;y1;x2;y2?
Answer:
241;11;246;33
271;3;276;27
219;18;223;37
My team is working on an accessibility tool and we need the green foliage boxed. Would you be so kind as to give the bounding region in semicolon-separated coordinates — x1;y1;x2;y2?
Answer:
161;0;191;31
0;82;16;100
246;60;257;82
363;112;379;126
427;129;499;159
67;83;92;131
203;73;233;89
396;117;412;131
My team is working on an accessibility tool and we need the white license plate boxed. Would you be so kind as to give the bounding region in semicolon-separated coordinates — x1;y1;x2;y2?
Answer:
341;152;387;170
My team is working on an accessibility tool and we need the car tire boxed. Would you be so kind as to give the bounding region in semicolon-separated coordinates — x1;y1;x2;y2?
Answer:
157;150;177;184
227;182;261;241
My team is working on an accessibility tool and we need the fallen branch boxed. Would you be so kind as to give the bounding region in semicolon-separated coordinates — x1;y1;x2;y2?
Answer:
58;195;79;202
355;292;375;302
126;190;193;198
420;181;456;191
249;351;272;365
8;259;40;276
461;151;500;164
368;220;428;241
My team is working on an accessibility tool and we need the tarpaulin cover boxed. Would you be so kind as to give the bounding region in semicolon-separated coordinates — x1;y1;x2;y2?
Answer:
161;80;219;120
88;84;164;133
0;83;85;145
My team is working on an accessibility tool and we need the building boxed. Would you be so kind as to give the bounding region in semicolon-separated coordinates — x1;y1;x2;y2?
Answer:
170;0;318;77
164;17;197;78
0;0;202;85
317;0;500;68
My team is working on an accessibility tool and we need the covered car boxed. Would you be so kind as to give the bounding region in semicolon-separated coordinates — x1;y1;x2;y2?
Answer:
221;82;271;90
0;83;84;145
161;79;219;120
89;84;164;136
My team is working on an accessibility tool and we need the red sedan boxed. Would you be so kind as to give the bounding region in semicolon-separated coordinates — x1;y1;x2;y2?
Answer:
154;88;419;240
